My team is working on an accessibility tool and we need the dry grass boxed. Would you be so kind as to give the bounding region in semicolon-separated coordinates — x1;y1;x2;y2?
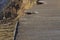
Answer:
0;0;36;40
0;21;17;40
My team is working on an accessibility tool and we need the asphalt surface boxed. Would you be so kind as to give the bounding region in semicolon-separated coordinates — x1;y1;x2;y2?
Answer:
16;0;60;40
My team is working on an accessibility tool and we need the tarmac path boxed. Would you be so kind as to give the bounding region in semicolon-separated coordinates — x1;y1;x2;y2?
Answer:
16;0;60;40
